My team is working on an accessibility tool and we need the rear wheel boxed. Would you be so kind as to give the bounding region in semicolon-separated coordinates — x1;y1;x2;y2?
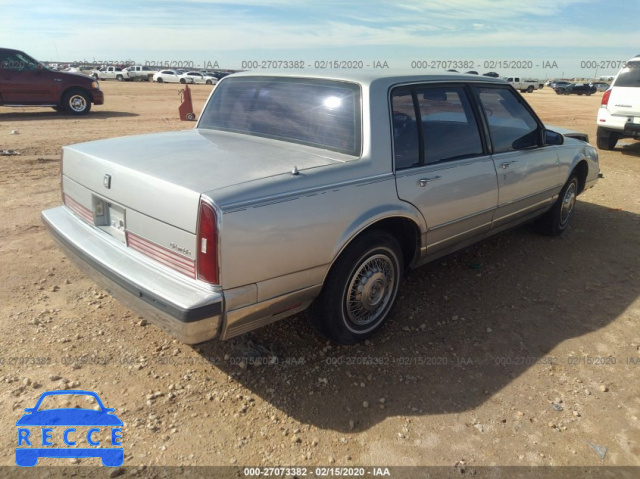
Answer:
527;85;534;93
535;175;579;236
63;89;91;115
308;231;403;344
596;128;618;150
116;74;124;81
156;77;164;83
180;78;186;84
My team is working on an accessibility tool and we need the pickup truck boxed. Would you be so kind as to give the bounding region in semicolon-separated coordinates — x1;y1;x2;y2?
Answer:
0;47;103;115
504;77;539;93
91;66;128;82
41;72;599;345
123;65;155;82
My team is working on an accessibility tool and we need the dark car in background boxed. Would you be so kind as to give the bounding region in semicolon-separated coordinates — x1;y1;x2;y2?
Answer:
590;82;611;92
0;48;103;115
555;83;597;96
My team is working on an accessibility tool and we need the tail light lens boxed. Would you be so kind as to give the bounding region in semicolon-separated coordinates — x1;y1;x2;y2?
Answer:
197;199;219;285
601;89;611;107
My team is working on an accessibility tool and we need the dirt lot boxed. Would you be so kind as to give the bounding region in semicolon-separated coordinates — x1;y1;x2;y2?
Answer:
0;82;639;474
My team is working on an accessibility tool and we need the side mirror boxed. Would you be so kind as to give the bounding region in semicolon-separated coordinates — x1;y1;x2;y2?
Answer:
544;129;564;146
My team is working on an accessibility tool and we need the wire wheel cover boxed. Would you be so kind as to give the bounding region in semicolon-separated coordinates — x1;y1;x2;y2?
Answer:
346;253;396;326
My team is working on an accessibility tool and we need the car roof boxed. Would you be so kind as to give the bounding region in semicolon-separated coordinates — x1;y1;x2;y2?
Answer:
228;70;507;89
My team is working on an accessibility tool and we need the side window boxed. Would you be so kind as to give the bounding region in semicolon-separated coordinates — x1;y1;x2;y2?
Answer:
0;51;39;72
415;86;484;164
476;87;540;153
391;88;419;169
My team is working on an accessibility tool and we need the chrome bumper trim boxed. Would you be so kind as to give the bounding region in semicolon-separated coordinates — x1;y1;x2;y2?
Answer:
42;206;223;344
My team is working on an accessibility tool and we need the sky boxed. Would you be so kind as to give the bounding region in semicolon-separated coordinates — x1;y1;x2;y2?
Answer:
2;0;639;78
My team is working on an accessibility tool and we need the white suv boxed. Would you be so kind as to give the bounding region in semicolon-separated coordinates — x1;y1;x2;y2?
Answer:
596;55;640;150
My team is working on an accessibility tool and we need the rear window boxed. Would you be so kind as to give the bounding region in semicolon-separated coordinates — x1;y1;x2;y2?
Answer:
198;77;361;155
614;61;640;87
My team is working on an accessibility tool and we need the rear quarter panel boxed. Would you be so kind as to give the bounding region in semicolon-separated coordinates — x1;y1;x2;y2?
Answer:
213;163;424;302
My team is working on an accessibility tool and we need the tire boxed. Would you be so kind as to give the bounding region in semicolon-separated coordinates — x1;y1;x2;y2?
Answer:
527;85;534;93
535;176;579;236
180;78;186;84
586;91;592;96
186;112;196;121
308;231;403;344
116;74;124;81
156;77;163;83
206;80;212;85
596;128;618;150
63;89;91;115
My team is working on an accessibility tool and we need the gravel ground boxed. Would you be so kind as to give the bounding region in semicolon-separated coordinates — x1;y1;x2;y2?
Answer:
0;83;639;474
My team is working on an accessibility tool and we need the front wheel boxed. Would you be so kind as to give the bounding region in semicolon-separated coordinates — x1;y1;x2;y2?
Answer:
535;176;579;236
180;78;186;84
116;74;124;81
308;231;403;344
63;89;91;115
156;77;164;83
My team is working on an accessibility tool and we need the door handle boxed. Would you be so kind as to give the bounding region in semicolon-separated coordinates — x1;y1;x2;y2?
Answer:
419;176;441;187
501;161;517;169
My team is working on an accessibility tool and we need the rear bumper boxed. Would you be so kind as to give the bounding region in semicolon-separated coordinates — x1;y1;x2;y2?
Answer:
41;206;222;344
597;110;640;136
624;122;640;134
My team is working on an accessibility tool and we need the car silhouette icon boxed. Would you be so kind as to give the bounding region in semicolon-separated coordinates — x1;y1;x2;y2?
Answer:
16;390;123;467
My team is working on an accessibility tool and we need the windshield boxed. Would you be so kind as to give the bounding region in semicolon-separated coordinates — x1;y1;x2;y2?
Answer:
198;77;361;156
615;61;640;87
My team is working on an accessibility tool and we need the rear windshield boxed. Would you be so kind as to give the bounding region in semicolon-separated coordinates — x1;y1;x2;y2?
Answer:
198;77;362;155
615;61;640;87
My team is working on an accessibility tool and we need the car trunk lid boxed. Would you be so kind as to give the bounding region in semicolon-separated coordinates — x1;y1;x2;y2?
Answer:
62;129;345;233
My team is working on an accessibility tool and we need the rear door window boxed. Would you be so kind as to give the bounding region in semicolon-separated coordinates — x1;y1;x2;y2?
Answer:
391;85;485;169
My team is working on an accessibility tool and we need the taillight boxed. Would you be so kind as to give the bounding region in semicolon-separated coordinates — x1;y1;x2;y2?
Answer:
601;89;612;107
197;199;219;284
